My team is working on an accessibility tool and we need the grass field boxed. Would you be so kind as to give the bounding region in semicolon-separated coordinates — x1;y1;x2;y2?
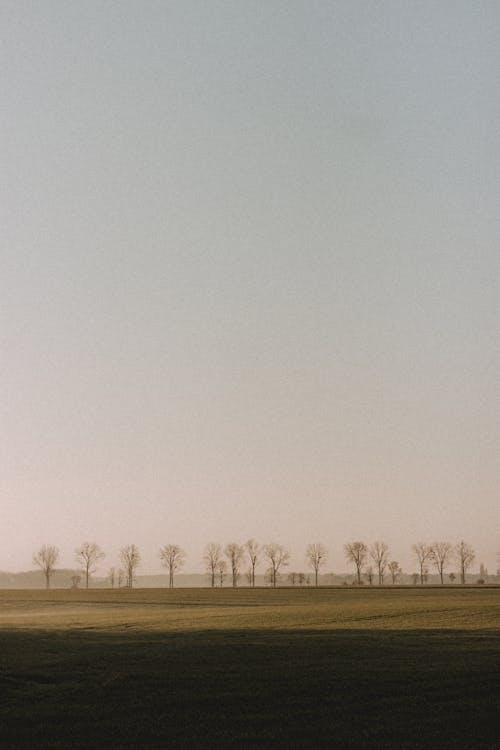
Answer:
1;586;499;748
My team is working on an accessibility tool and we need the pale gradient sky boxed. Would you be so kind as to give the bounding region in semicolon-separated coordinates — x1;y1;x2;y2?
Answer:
1;1;499;576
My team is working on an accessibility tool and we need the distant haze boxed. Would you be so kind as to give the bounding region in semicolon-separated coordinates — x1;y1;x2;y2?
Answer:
2;2;499;576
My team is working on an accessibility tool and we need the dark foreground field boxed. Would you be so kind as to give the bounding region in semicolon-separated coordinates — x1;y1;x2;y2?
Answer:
1;587;499;749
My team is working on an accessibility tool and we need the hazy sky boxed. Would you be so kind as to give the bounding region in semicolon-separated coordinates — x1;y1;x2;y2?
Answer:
2;1;499;576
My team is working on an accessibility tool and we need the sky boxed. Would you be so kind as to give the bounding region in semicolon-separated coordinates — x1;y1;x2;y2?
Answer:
1;1;499;577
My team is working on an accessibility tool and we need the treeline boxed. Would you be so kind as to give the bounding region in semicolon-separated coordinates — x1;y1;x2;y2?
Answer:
28;538;493;589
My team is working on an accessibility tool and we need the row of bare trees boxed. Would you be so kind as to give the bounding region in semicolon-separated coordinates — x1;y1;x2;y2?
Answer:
107;545;187;589
32;543;143;589
32;540;304;589
203;542;259;587
411;541;475;584
31;538;478;589
344;541;400;585
204;541;297;588
344;540;476;585
32;542;190;590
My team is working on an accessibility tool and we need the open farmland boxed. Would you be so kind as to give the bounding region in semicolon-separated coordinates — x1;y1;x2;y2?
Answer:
1;587;499;748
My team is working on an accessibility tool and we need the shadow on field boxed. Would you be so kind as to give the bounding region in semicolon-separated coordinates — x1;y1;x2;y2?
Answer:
1;627;499;749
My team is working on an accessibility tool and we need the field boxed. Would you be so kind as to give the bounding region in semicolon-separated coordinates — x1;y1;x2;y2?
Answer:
1;587;499;749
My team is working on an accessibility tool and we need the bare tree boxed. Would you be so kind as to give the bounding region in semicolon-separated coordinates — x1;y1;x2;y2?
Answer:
75;542;105;588
369;541;389;584
366;566;374;585
120;544;141;588
160;544;186;588
33;545;59;589
204;543;222;588
224;543;244;587
263;543;290;587
429;542;453;584
245;539;259;587
117;569;125;588
108;567;116;589
455;540;475;584
305;543;328;587
388;560;401;584
344;541;368;584
412;542;432;584
216;559;227;587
